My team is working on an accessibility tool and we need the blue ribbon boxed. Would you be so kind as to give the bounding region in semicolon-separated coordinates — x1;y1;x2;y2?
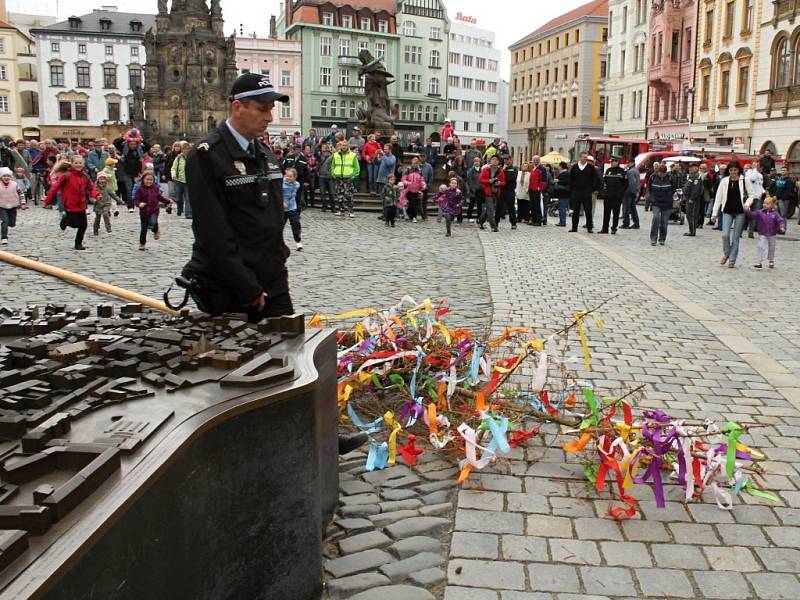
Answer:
366;441;389;471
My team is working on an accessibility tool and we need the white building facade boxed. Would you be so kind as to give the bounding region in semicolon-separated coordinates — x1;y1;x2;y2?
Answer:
446;16;503;144
604;0;649;137
31;9;154;142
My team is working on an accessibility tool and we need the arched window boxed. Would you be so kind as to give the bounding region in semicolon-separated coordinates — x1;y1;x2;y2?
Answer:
340;101;347;117
760;141;778;155
417;105;423;121
794;38;800;85
425;105;431;122
775;38;790;87
428;77;440;95
429;49;440;68
349;101;356;118
403;21;416;37
321;99;328;116
330;99;337;117
787;140;800;176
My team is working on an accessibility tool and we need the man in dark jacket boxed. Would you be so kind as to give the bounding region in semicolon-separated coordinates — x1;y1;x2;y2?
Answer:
621;160;641;229
759;149;776;175
569;152;601;232
773;165;797;222
464;156;483;221
553;161;571;226
498;156;518;229
478;155;506;231
682;162;704;237
282;145;309;209
599;156;626;234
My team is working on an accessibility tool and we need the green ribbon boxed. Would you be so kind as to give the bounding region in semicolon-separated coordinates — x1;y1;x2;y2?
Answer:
722;422;743;480
743;480;780;503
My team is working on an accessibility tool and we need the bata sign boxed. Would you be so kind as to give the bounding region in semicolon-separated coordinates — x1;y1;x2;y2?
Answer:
455;12;477;24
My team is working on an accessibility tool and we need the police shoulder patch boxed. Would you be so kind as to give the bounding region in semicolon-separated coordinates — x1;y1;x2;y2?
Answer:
197;142;210;152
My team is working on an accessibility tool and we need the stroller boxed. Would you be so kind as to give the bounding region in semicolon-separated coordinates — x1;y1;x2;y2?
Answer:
670;189;685;225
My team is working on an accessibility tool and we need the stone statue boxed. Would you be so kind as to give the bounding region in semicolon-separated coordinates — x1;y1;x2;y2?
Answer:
132;87;145;122
226;34;236;65
356;50;396;134
151;119;159;134
157;0;168;15
172;114;180;133
144;28;156;57
189;84;201;119
211;0;222;17
188;25;199;62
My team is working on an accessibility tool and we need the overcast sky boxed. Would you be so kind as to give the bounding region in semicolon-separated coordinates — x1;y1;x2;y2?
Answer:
15;0;591;76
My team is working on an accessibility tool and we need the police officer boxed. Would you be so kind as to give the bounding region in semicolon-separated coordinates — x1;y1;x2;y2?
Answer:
599;155;627;234
182;73;292;321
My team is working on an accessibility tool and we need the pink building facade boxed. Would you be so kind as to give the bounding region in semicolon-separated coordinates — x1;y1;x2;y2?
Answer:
646;0;697;143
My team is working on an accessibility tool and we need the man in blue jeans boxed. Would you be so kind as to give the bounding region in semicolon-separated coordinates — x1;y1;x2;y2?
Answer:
621;159;641;229
170;141;192;219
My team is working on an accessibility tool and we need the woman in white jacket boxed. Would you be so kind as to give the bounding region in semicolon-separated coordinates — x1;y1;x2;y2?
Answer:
744;161;765;238
516;162;531;224
710;161;754;268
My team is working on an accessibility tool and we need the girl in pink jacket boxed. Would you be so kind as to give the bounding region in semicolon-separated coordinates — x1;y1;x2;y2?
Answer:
0;166;26;245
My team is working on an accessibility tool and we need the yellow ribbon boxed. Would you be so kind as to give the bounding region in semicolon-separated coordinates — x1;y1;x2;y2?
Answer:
384;411;403;464
307;308;378;327
575;311;591;371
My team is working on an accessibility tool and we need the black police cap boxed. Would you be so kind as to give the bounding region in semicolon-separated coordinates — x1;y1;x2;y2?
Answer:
229;73;289;103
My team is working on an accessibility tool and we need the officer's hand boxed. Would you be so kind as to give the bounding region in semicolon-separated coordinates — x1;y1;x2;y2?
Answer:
250;292;266;313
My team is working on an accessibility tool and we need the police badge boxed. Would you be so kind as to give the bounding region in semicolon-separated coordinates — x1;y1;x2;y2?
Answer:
233;160;247;175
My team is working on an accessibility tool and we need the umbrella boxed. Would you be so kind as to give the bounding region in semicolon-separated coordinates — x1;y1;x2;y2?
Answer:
540;150;569;166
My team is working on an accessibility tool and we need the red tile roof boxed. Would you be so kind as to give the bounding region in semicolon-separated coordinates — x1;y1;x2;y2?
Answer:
512;0;608;47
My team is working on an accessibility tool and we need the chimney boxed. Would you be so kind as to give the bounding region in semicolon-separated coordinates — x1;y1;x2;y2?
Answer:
269;15;277;38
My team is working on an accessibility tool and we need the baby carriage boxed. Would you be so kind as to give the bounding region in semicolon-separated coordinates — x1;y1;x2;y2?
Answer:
670;189;685;225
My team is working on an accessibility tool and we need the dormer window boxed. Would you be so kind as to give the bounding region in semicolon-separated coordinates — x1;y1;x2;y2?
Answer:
321;12;334;26
99;18;112;31
130;20;142;33
342;15;353;28
68;16;81;29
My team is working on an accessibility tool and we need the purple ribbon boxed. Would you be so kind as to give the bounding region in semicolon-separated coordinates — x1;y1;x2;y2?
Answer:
635;411;678;508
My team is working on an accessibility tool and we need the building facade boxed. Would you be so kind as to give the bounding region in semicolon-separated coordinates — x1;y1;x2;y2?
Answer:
31;9;154;142
645;0;698;144
235;34;302;136
0;19;36;140
138;0;238;145
507;0;609;162
604;0;649;137
280;0;399;140
690;0;761;149
446;18;503;145
750;0;800;170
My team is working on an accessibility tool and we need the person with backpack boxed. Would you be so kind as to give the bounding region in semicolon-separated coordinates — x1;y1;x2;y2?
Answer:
331;140;360;217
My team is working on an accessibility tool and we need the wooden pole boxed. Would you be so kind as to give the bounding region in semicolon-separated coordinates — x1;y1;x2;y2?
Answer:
0;250;179;315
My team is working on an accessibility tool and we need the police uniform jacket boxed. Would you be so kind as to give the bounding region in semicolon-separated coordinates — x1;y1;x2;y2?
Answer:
182;124;288;305
601;165;627;199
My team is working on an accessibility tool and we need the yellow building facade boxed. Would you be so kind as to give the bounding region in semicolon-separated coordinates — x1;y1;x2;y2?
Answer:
0;21;36;140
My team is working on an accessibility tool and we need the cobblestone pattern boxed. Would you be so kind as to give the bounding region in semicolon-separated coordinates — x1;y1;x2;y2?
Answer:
0;208;492;333
323;451;458;599
445;214;800;599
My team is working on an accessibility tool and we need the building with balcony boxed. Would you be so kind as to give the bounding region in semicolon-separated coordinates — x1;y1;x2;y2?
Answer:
394;0;449;142
690;0;761;150
604;0;649;137
751;0;800;172
507;0;609;162
31;8;154;142
645;0;698;144
279;0;399;140
446;18;503;145
0;18;36;140
235;31;302;137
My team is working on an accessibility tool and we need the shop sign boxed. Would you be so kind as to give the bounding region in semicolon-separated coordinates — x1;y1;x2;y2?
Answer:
455;12;477;24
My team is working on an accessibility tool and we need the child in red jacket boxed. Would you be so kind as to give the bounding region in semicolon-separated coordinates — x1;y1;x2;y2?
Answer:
478;155;506;232
44;155;97;250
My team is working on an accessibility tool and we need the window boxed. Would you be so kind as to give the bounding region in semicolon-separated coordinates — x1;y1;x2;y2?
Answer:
403;21;416;37
671;30;679;61
105;45;113;56
322;12;334;26
59;100;71;119
342;15;353;28
321;99;328;116
129;68;142;90
0;64;6;81
449;52;460;65
339;69;350;86
76;64;90;87
103;66;117;88
281;70;291;86
618;94;624;120
448;98;458;110
403;74;421;92
476;57;486;69
349;101;356;118
107;101;120;121
462;100;473;111
600;57;607;78
705;10;714;44
78;43;87;54
720;68;731;106
462;77;473;90
261;69;270;77
404;46;421;64
488;59;498;71
572;96;577;117
320;37;331;56
430;26;441;40
339;101;346;118
429;50;440;68
488;81;497;93
131;46;139;57
358;40;368;53
376;42;386;58
378;20;388;33
340;39;350;56
737;64;749;104
401;105;407;120
330;99;337;116
554;67;558;82
487;103;496;114
741;0;753;32
608;11;613;37
775;39;790;87
476;80;485;91
463;55;473;67
622;6;628;33
563;64;568;80
552;99;556;118
700;72;710;109
50;64;64;86
281;103;291;119
488;123;494;133
0;94;8;113
574;61;578;78
685;28;692;58
427;77;440;95
602;27;608;42
600;95;606;118
241;68;250;74
575;30;580;43
360;18;371;31
51;42;60;52
75;101;87;120
475;101;485;113
620;48;626;75
448;75;459;87
724;1;735;38
320;67;331;86
657;32;663;63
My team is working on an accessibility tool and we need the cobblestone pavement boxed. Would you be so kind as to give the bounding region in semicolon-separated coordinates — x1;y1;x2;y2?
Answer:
3;206;800;599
